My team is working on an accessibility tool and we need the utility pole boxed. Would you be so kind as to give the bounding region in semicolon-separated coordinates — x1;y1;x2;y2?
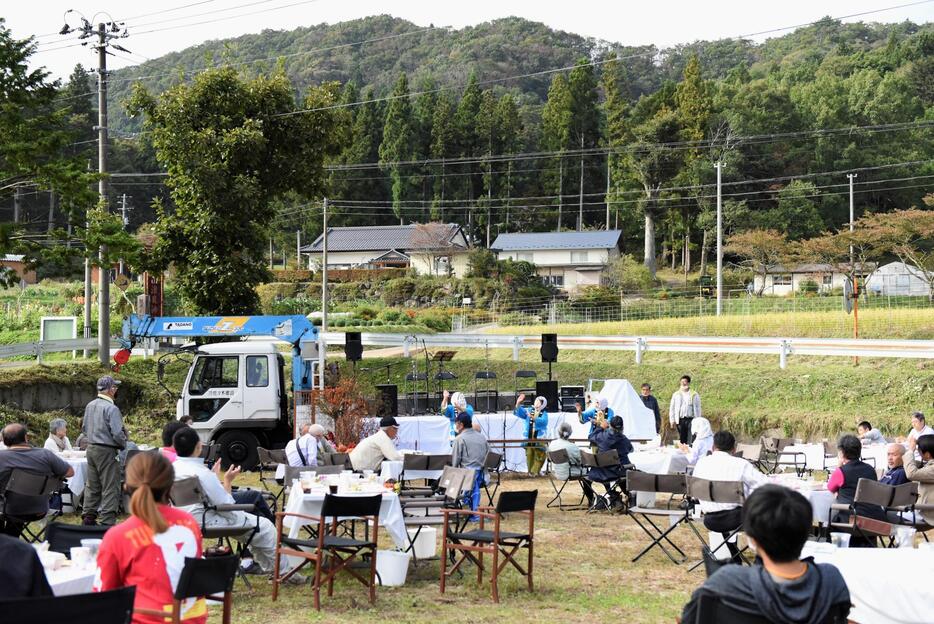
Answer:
605;154;611;230
578;135;584;231
48;190;56;232
486;184;492;248
715;161;723;316
66;13;129;366
321;198;329;333
847;173;857;269
296;229;301;268
118;193;128;275
557;159;563;232
13;186;21;223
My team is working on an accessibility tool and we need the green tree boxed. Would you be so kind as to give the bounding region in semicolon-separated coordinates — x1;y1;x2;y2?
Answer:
126;67;344;314
567;59;601;230
379;73;418;223
429;92;457;219
762;180;826;240
541;73;573;230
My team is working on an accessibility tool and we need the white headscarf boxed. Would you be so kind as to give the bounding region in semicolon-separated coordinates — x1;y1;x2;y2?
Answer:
690;417;713;440
534;396;547;411
597;397;609;411
451;391;467;411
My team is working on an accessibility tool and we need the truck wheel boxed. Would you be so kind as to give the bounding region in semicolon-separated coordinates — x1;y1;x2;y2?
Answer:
217;431;259;471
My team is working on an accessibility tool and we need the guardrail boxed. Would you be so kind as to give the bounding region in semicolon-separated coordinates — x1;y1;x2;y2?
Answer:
321;332;934;369
0;338;99;362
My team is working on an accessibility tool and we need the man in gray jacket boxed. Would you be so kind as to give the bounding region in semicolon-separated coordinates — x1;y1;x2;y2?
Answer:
81;375;127;526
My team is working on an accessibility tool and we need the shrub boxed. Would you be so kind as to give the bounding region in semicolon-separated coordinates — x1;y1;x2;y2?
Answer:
378;308;404;323
354;304;380;321
381;278;417;306
499;311;541;326
417;310;452;332
799;279;819;294
604;254;654;292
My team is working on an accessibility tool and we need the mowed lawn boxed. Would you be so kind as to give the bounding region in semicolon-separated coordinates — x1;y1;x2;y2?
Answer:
211;473;696;624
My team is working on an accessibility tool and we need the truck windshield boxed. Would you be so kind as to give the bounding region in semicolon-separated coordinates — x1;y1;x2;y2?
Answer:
189;356;239;395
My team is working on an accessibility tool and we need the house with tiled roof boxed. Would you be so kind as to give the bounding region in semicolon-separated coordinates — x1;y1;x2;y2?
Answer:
490;230;623;292
301;223;471;277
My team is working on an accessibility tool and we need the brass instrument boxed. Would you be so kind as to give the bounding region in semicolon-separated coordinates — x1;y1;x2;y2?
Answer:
594;408;607;428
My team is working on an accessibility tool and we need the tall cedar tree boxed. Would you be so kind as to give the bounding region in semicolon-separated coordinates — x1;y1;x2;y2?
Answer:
379;73;417;223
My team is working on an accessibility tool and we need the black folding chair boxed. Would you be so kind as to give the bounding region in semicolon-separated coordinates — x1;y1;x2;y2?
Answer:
46;522;110;556
170;477;260;589
257;447;288;506
626;470;690;564
685;476;748;571
441;490;538;603
580;449;628;512
695;592;849;624
135;555;239;624
0;586;136;624
474;370;498;412
0;469;64;542
830;478;908;547
399;453;430;490
761;437;806;476
273;494;381;610
514;370;536;407
545;448;586;510
403;469;466;566
482;451;503;505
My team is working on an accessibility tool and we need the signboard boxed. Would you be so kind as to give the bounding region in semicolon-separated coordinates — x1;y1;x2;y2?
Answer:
40;316;77;358
145;273;164;317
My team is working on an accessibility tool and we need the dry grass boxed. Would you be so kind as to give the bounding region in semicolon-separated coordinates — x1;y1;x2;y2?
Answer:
209;473;698;624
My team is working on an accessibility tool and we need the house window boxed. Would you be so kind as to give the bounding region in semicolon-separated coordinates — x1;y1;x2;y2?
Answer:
542;275;564;287
773;274;792;286
570;251;589;263
822;274;833;287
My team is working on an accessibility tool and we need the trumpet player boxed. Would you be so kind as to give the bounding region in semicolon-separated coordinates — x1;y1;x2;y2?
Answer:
515;393;549;475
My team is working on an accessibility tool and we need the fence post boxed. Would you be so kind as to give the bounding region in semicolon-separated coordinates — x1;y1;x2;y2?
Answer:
635;337;645;365
513;336;521;361
36;340;43;364
779;339;790;369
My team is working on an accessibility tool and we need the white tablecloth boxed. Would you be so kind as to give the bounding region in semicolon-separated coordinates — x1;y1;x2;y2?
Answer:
64;458;88;497
282;488;408;549
628;448;690;507
46;564;96;596
780;443;888;473
801;543;934;624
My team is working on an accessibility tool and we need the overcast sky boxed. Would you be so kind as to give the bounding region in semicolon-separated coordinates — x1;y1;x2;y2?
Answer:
7;0;933;79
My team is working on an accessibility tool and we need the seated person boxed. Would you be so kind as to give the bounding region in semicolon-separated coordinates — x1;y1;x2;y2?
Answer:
679;416;714;465
451;413;489;511
680;485;850;624
286;423;318;467
880;443;908;487
692;431;768;561
906;412;934;460
0;534;52;598
311;424;336;456
96;451;206;624
828;434;885;528
857;420;885;445
902;434;934;527
581;416;632;510
0;423;74;537
441;391;474;436
159;420;188;463
349;416;403;472
43;418;73;453
547;423;584;481
172;427;286;577
576;396;614;437
74;432;89;451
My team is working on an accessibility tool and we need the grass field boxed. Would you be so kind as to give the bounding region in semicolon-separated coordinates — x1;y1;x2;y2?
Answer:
492;307;934;340
208;472;695;624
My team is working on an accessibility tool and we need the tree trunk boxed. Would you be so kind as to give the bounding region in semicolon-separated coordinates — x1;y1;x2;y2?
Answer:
47;190;55;232
644;211;656;277
684;221;691;273
670;223;676;271
557;159;563;232
699;229;708;276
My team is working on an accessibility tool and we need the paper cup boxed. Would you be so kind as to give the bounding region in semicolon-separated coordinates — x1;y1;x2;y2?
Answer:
70;546;91;568
829;532;850;548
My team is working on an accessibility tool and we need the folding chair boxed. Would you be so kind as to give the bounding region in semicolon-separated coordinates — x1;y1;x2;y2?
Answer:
441;490;538;603
626;470;690;564
822;441;839;472
322;452;352;470
474;370;498;413
580;449;627;513
135;555;239;624
761;437;806;475
170;477;260;589
200;443;221;468
403;470;466;566
482;451;503;505
545;448;587;510
0;587;136;624
886;481;933;540
685;476;748;571
273;494;381;610
46;522;110;555
829;477;899;547
734;443;768;474
514;370;536;407
399;453;430;490
401;465;458;506
0;469;63;542
257;448;288;493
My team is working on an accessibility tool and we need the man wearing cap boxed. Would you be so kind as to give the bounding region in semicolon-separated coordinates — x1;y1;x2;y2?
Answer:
81;376;127;526
452;412;489;513
349;416;403;472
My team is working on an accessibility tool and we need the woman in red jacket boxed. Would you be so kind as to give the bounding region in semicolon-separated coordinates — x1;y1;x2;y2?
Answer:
95;451;206;623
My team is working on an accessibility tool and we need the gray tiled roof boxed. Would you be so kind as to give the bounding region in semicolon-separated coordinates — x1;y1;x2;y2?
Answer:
301;223;467;253
490;230;622;251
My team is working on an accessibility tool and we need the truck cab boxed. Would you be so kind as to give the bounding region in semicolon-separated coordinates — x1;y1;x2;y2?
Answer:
177;342;292;469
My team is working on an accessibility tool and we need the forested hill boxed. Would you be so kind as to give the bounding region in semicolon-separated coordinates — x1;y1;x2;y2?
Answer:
106;14;928;132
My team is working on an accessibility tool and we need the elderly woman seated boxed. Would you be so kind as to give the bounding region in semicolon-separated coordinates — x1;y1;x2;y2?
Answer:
43;418;73;453
547;423;584;481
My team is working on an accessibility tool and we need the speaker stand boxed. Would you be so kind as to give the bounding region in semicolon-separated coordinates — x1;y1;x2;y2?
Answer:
548;361;553;381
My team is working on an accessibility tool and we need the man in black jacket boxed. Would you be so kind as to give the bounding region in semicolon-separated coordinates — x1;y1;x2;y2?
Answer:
681;485;850;624
640;383;661;434
0;534;53;598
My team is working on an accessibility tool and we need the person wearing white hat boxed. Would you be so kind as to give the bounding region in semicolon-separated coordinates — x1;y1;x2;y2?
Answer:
514;394;549;475
576;395;615;437
441;390;474;437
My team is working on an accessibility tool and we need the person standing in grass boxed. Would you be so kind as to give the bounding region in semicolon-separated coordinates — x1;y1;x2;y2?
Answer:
668;375;701;445
640;383;661;435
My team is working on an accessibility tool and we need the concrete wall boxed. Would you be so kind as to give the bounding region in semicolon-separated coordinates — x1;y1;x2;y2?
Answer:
0;383;97;415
